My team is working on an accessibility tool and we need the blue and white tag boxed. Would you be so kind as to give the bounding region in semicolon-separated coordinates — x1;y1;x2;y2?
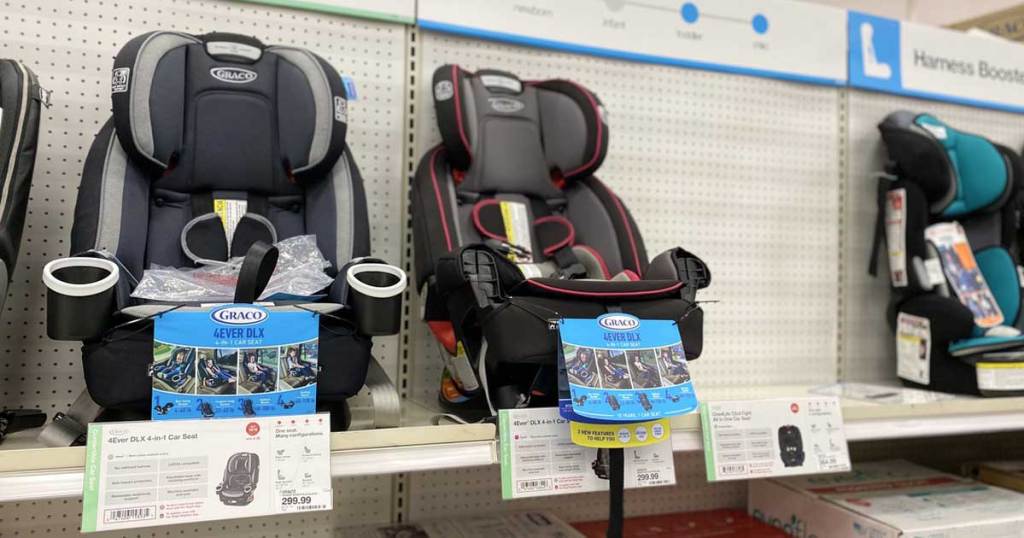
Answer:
151;304;318;420
557;314;698;422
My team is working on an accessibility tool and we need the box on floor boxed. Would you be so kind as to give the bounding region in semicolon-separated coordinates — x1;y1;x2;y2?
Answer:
749;459;1024;538
572;508;787;537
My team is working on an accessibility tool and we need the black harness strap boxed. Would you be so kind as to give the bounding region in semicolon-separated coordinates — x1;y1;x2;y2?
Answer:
531;198;586;279
234;241;278;303
868;175;890;277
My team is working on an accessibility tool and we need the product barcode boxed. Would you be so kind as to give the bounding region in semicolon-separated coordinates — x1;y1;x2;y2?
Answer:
719;463;746;476
295;504;328;512
516;478;551;493
103;506;156;524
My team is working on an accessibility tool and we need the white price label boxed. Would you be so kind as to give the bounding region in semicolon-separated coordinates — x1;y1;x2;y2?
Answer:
700;397;850;482
82;414;332;532
498;407;675;499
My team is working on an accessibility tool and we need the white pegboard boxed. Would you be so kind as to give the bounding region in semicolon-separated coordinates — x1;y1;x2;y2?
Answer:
405;450;744;523
407;31;843;404
839;89;1024;382
0;0;409;412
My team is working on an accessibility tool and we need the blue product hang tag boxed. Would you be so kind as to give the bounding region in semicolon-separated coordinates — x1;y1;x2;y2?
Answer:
558;314;698;422
151;304;319;420
341;74;358;101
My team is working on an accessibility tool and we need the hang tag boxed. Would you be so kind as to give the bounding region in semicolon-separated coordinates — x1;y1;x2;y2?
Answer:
213;199;247;243
498;407;675;499
556;315;698;422
884;188;908;287
896;312;930;385
700;397;850;482
925;222;1003;328
81;414;332;532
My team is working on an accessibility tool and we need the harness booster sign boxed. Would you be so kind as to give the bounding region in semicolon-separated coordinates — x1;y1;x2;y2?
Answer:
558;314;698;422
151;304;318;420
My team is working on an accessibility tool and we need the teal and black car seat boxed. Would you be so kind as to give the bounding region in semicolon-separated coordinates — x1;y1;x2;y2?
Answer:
870;111;1024;396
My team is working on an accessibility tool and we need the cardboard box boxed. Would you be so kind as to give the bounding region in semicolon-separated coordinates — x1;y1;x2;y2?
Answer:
572;509;787;537
748;460;1024;538
965;461;1024;493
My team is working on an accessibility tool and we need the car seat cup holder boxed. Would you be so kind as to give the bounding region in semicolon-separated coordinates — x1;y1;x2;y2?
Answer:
43;257;119;341
345;263;407;336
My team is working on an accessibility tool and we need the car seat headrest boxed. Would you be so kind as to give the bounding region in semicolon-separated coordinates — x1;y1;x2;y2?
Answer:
110;30;347;189
432;65;608;197
879;111;1011;217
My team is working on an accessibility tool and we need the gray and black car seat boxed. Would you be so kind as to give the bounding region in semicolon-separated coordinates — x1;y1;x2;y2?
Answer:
412;65;711;416
869;111;1024;396
0;59;47;441
43;31;398;437
216;452;260;506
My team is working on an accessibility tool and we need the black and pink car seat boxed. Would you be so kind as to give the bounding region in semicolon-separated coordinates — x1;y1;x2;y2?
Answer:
412;66;711;415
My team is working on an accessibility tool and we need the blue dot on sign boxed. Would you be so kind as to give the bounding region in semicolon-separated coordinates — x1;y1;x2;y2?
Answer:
681;2;699;24
752;13;768;34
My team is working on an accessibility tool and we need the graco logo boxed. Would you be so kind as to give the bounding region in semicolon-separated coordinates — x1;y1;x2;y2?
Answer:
488;97;524;113
211;305;268;325
434;80;454;101
598;313;640;331
210;67;258;84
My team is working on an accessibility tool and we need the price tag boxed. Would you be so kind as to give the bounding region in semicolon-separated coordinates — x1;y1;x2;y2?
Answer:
498;407;675;499
700;397;850;482
81;414;332;532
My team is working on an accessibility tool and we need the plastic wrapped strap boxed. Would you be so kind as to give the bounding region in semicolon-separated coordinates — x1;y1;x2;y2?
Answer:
131;235;335;303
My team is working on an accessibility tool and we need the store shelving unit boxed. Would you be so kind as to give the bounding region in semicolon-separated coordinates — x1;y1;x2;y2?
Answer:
3;385;1021;503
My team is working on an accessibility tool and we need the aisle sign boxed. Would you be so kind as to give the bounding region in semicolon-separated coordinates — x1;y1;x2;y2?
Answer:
700;397;850;482
418;0;847;86
81;414;332;532
849;10;1024;112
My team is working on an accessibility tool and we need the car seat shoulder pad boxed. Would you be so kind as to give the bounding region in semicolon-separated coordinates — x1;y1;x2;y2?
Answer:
432;65;608;191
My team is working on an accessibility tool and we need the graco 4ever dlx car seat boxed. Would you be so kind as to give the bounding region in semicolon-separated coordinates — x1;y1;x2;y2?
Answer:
870;111;1024;396
412;65;711;416
217;452;260;506
0;59;49;441
41;31;400;440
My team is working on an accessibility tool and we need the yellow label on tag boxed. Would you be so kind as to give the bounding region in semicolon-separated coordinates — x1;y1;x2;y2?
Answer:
570;419;670;448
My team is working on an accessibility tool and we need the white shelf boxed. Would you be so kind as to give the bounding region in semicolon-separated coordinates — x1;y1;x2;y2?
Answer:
2;385;1022;502
0;401;495;502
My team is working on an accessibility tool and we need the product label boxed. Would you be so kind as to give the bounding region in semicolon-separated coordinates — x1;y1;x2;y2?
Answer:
884;188;908;287
977;362;1024;391
151;305;317;420
500;200;534;263
925;222;1003;327
111;67;130;93
557;315;698;422
701;397;850;482
498;407;675;499
569;418;670;448
81;414;332;532
213;199;247;243
923;257;944;287
896;312;930;384
440;340;479;393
